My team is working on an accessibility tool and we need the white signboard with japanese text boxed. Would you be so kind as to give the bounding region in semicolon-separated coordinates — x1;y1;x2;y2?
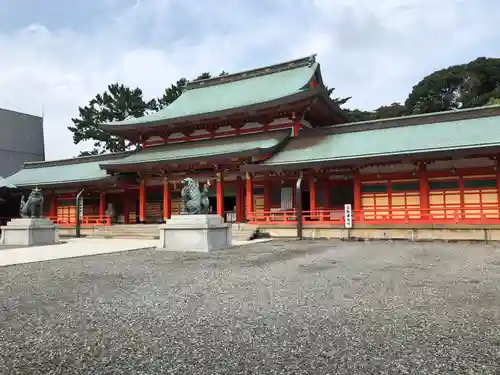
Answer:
344;204;352;228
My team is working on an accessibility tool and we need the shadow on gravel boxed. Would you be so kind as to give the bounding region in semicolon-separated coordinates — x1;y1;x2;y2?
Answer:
377;263;431;272
152;240;337;269
298;259;339;273
242;241;333;268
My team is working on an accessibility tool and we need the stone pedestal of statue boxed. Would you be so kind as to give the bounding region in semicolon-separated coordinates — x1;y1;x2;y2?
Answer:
0;218;58;247
157;215;232;252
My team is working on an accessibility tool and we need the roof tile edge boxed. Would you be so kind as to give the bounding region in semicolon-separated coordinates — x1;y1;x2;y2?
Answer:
23;150;134;169
185;55;317;90
313;104;500;136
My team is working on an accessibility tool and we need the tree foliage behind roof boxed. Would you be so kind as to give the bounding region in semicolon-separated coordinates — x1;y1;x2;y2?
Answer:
405;57;500;114
343;57;500;122
344;103;409;122
69;73;228;156
68;83;156;156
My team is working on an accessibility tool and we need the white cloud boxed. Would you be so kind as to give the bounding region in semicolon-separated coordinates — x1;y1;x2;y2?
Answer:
0;0;498;160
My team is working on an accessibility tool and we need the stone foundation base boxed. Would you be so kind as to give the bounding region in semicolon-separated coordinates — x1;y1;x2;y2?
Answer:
1;218;58;247
157;215;231;252
258;225;500;242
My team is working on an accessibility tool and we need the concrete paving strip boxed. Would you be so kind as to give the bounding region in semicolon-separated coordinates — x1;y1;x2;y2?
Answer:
0;238;272;267
0;238;158;267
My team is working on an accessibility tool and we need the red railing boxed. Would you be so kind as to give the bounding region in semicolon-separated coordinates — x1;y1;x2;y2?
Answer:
46;215;111;227
248;204;500;225
0;215;111;229
249;210;345;225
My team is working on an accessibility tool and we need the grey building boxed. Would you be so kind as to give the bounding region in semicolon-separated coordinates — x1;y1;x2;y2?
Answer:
0;108;44;178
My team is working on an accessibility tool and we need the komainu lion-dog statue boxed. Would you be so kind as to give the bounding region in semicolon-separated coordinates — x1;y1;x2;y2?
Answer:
20;187;44;218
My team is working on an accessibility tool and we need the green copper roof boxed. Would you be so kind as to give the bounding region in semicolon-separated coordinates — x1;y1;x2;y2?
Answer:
101;130;290;169
0;161;108;187
0;153;131;188
2;162;110;187
100;56;320;129
0;177;11;189
257;113;500;168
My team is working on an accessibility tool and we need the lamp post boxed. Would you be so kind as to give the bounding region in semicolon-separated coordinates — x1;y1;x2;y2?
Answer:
75;189;84;238
295;171;303;240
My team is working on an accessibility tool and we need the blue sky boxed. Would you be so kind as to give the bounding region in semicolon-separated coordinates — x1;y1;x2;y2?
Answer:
0;0;499;159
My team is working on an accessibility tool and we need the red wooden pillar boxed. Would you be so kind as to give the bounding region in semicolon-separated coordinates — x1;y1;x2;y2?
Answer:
139;176;146;223
216;172;224;218
99;191;106;219
263;177;271;214
323;181;330;209
321;180;330;221
496;158;500;217
353;176;361;220
388;182;393;221
292;120;301;137
309;172;317;218
245;172;254;221
123;189;129;224
240;177;246;220
419;163;429;219
49;194;57;219
235;176;244;223
458;175;465;220
163;177;171;222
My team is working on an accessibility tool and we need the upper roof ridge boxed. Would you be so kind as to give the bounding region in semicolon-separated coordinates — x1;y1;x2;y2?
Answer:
185;55;317;91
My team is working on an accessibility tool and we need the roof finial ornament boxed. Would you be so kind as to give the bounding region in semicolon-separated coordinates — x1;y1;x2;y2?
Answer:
181;80;189;93
307;55;316;67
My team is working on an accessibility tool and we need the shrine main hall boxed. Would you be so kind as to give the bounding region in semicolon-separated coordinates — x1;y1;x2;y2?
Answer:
3;55;500;240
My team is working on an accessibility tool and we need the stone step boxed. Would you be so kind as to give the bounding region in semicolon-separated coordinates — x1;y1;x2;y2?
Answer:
89;225;258;240
92;234;159;239
93;233;254;240
94;228;159;234
92;226;159;233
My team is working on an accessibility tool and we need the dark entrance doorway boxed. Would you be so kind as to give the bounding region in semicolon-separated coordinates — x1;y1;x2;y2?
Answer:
330;180;355;209
224;197;236;213
0;189;23;228
301;189;311;213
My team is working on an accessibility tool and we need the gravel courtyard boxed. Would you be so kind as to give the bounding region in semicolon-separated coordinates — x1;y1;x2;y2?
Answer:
1;240;500;374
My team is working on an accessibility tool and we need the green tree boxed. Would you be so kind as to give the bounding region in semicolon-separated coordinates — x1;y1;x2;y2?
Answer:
344;108;374;122
344;102;408;122
68;84;157;156
486;97;500;106
372;102;408;119
324;86;351;106
405;57;500;114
